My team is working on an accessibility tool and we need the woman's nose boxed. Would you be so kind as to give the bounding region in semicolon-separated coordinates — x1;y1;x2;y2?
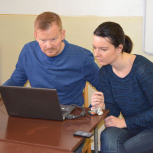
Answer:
94;49;99;57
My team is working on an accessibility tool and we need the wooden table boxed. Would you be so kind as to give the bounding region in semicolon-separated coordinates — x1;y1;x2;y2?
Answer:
0;98;109;153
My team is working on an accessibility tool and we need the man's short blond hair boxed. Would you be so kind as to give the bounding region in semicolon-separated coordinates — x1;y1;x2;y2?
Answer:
34;12;62;32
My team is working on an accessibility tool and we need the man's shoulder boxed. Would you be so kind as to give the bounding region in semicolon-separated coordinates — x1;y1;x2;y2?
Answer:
20;41;39;56
64;39;91;54
22;41;39;52
24;41;38;48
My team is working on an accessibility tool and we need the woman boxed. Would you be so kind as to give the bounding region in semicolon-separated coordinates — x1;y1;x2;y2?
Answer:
91;21;153;153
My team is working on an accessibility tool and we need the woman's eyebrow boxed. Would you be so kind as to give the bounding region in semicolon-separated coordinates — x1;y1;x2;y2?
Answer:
93;45;108;49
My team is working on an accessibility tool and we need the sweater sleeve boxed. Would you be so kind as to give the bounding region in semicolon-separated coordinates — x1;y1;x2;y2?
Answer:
99;67;120;117
125;57;153;130
3;45;28;87
3;79;17;86
82;51;101;91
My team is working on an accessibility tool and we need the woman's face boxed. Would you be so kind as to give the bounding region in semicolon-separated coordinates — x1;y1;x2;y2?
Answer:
93;35;121;66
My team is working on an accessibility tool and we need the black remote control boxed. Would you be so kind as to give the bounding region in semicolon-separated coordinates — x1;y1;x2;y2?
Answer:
73;130;93;138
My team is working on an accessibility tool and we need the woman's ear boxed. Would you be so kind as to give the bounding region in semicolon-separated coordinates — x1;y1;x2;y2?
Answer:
117;44;123;54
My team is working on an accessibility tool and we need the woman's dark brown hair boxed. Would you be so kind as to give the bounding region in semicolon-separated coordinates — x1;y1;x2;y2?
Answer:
94;21;133;53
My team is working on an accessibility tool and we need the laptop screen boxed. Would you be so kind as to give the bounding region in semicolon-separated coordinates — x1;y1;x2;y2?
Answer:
0;86;75;121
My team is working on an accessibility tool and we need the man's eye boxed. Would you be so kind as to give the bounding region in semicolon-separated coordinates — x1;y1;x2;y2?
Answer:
51;38;57;41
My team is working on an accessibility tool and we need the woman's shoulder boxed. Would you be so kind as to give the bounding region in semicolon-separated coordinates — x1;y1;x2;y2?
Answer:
134;54;153;67
133;54;153;75
135;54;152;64
99;65;111;75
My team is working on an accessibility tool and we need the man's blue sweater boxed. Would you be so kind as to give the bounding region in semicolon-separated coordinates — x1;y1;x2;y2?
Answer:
99;55;153;130
4;40;100;106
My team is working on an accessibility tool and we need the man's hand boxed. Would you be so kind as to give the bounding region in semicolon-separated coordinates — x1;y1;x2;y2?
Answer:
91;91;104;108
104;116;127;128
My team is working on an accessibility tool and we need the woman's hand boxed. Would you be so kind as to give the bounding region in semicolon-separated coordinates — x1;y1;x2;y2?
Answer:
104;116;127;128
91;91;104;108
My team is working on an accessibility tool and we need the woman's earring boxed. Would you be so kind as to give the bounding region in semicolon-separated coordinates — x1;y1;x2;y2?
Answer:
117;54;120;56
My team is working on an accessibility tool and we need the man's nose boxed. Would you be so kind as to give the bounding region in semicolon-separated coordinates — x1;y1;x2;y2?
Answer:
46;41;53;48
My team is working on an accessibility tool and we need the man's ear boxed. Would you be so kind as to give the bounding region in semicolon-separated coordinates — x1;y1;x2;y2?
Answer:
34;32;37;40
61;30;65;41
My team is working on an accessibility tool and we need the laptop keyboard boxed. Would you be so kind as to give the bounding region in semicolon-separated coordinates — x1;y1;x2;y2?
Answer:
61;110;67;115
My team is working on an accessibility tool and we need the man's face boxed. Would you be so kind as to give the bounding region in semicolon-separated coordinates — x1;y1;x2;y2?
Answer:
34;24;65;57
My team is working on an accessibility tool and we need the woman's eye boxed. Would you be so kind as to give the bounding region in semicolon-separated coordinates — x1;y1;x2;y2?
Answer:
100;48;107;51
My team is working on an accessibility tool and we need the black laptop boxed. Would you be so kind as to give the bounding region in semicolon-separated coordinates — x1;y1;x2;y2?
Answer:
0;86;75;121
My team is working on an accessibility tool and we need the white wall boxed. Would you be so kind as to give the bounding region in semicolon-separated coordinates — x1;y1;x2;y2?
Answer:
144;0;153;54
0;0;144;16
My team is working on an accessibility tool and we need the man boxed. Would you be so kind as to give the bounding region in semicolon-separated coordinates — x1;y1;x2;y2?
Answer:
3;11;100;107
